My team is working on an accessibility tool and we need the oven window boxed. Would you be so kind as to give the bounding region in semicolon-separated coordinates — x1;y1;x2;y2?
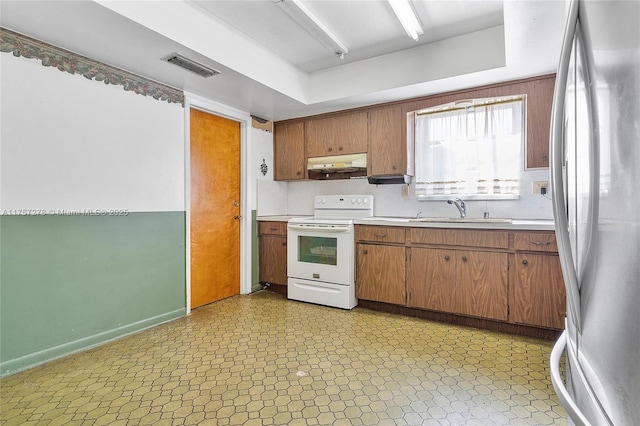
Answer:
298;236;337;265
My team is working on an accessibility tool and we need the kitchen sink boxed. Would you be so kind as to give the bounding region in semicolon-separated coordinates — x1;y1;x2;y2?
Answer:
409;217;512;223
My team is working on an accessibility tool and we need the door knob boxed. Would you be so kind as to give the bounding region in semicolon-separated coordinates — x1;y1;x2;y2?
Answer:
462;256;468;262
522;259;529;266
233;200;240;207
444;255;450;261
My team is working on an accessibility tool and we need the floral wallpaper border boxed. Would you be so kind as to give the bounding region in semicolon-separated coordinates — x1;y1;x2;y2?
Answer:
0;27;184;105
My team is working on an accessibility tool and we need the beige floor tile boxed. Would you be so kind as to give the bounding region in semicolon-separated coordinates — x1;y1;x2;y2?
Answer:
0;291;567;425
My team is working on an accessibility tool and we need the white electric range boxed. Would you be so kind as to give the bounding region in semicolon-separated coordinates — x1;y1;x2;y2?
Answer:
287;195;374;309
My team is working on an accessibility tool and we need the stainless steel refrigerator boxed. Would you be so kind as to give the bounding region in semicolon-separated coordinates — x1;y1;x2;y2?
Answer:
549;0;640;425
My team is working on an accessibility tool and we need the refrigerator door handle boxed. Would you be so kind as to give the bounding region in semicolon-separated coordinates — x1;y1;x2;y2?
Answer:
550;0;582;332
550;331;592;426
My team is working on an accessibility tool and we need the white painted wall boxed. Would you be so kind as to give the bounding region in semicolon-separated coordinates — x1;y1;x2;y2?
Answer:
0;55;185;212
284;167;553;220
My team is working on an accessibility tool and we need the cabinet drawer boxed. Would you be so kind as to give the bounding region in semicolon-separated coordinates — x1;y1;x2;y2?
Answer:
513;232;558;252
410;228;508;249
355;225;406;244
258;221;287;236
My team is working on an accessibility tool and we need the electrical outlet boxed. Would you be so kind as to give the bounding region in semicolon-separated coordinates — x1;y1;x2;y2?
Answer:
402;185;409;197
532;181;548;195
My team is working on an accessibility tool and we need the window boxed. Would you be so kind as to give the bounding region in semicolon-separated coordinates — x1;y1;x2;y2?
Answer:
414;96;525;199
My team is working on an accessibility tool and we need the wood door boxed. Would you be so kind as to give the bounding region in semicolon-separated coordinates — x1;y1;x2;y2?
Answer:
512;253;566;329
190;108;241;309
356;243;406;305
455;250;508;321
407;247;456;312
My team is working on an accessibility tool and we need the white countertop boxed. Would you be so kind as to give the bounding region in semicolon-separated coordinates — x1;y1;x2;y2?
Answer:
354;217;555;231
257;215;307;222
257;215;555;231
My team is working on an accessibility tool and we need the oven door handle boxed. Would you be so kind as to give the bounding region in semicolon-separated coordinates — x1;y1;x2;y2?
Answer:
287;224;351;233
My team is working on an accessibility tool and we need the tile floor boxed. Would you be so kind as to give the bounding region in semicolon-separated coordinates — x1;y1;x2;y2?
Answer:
1;291;567;425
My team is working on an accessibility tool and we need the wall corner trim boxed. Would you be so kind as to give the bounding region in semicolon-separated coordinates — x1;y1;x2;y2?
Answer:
0;27;184;106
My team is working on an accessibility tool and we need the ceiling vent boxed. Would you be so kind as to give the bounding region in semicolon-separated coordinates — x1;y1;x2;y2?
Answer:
162;53;220;78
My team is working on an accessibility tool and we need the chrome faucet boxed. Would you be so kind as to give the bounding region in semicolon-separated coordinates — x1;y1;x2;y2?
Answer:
447;198;466;218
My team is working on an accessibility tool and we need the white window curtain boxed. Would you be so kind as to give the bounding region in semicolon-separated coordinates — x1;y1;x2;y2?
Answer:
414;99;524;198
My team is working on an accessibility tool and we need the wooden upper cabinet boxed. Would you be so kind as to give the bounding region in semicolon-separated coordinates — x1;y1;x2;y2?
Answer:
274;121;305;181
525;76;555;169
368;105;405;176
306;111;367;157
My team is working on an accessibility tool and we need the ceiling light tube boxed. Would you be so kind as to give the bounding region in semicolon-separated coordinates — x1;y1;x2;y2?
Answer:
387;0;423;41
276;0;348;57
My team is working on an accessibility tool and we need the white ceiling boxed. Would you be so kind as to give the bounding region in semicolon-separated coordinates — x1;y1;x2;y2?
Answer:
0;0;568;121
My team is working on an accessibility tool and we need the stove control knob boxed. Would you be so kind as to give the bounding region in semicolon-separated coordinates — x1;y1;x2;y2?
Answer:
351;198;356;204
357;198;362;204
363;198;368;204
321;198;327;204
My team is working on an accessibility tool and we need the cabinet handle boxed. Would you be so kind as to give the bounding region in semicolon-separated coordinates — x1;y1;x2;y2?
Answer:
522;259;529;266
282;242;287;247
532;241;551;245
328;147;333;152
444;255;450;261
296;171;302;175
269;227;278;231
392;165;397;170
338;146;344;151
234;215;241;221
363;249;368;255
461;256;468;262
374;234;387;238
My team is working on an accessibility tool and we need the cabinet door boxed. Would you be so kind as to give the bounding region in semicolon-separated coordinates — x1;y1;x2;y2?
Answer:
274;122;305;180
334;111;368;155
368;106;404;175
258;235;288;285
305;117;333;158
306;112;368;157
512;253;566;329
356;243;406;305
455;251;508;321
525;76;555;169
407;248;456;312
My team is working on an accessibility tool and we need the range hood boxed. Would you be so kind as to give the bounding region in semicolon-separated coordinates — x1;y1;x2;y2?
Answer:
307;153;367;174
367;174;411;185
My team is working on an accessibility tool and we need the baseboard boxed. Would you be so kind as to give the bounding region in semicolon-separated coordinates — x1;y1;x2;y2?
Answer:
0;308;185;377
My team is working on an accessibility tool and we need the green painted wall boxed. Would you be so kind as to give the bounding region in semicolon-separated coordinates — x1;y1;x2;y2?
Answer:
0;212;186;376
251;209;262;292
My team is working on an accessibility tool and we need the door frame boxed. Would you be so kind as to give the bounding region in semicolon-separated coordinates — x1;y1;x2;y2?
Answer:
184;92;252;314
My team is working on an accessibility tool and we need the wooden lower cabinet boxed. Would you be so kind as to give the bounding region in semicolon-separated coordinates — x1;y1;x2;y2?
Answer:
456;250;508;321
512;252;566;329
356;243;406;305
407;248;508;321
407;248;456;312
258;221;288;286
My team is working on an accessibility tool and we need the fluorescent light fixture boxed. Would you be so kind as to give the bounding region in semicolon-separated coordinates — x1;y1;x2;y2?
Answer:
276;0;348;57
388;0;423;41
